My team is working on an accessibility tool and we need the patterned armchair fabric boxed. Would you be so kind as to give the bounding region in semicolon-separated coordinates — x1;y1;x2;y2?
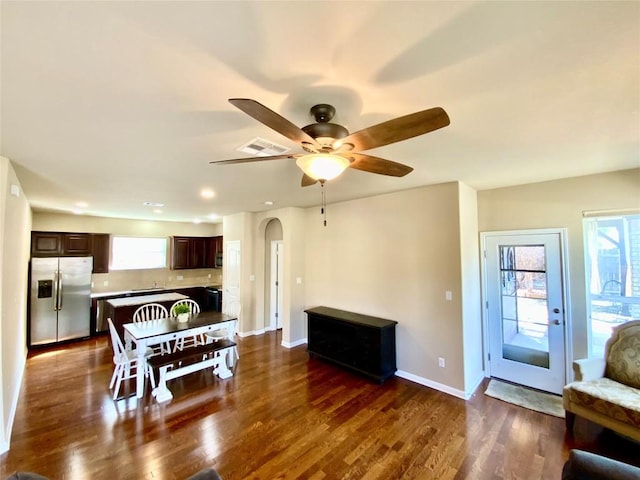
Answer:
563;320;640;442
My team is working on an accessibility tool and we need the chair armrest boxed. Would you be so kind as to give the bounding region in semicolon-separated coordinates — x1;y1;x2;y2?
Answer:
562;450;640;480
573;357;606;382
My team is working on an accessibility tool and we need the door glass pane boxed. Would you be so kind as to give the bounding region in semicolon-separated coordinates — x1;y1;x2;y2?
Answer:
584;215;640;357
500;245;550;368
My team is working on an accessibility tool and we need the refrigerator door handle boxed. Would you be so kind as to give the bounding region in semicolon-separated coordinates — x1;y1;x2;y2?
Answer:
52;271;59;311
57;271;63;311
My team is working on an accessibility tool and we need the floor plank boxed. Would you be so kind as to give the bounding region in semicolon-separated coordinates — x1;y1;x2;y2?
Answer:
0;332;638;479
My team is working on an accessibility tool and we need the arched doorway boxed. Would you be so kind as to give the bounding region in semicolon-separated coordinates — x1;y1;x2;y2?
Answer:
265;219;283;331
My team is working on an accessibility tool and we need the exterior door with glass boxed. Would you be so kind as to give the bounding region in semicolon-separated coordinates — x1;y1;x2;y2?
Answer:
483;231;567;394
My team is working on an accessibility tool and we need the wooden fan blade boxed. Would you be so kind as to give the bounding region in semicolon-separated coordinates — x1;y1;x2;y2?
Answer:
210;154;299;165
301;174;318;187
342;152;413;177
334;107;449;152
229;98;321;150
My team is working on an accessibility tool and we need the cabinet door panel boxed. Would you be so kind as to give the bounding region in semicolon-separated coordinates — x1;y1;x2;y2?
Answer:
31;233;63;256
64;233;92;254
91;234;110;273
171;237;191;269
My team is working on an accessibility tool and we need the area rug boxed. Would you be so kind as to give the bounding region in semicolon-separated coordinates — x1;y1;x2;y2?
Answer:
484;379;565;418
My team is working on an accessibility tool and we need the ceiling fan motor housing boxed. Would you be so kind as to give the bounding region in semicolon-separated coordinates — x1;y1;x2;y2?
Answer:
302;103;349;149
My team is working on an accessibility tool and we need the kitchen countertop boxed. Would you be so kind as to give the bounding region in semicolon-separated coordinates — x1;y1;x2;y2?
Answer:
106;292;188;308
91;284;222;299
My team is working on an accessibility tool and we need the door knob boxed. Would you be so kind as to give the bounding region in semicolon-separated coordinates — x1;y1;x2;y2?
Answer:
553;308;560;314
552;319;561;325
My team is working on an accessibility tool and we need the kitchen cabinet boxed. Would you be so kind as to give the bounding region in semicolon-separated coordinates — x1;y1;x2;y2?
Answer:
205;236;223;268
32;231;110;273
32;232;91;256
171;236;205;269
305;306;397;383
171;236;220;269
91;234;110;273
63;233;92;254
31;232;64;256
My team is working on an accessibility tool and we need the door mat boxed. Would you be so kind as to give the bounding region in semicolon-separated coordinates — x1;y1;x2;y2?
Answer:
484;379;565;418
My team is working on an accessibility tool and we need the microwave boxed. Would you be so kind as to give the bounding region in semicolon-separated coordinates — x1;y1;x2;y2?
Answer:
215;252;223;268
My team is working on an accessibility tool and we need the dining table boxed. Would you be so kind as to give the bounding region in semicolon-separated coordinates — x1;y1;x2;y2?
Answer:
123;310;238;398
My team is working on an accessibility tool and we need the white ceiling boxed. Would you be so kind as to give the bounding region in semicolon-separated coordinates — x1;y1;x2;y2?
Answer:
2;1;638;224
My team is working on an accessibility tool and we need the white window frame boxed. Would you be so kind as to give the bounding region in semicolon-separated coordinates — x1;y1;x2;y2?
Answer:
110;236;168;271
583;211;640;357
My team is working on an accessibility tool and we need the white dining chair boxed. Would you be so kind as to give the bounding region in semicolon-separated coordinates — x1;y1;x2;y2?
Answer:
171;299;202;351
205;302;240;363
133;303;171;355
107;318;155;400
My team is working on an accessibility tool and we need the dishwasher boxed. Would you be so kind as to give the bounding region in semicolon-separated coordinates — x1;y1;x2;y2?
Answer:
205;287;222;312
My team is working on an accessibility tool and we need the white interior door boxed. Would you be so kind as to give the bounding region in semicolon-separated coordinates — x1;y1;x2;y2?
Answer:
269;241;284;330
224;240;241;318
483;231;567;394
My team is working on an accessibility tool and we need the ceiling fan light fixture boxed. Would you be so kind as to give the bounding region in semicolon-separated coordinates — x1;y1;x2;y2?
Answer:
296;154;349;181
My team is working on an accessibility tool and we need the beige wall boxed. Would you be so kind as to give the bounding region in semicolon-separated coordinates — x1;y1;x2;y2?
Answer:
478;168;640;360
459;182;484;393
303;182;482;397
239;208;306;347
32;212;223;292
32;212;222;236
0;157;32;453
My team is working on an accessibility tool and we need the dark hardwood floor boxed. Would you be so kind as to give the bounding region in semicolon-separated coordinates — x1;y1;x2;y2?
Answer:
1;332;638;479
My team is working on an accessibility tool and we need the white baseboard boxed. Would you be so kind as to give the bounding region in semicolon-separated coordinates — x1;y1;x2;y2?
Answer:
282;338;307;349
1;351;27;454
396;370;481;400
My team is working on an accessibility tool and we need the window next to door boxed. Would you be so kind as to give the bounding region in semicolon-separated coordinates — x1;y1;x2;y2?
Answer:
584;213;640;357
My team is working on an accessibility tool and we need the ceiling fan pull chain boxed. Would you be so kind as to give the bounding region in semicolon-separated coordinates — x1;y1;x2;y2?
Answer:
321;181;327;227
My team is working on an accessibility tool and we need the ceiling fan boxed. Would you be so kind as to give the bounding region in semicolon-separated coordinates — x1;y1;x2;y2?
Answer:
210;98;450;186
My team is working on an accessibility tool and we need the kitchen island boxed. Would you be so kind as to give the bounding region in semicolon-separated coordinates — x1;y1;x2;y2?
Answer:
105;292;188;339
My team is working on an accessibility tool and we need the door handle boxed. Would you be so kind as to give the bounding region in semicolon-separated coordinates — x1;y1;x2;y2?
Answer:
552;319;561;325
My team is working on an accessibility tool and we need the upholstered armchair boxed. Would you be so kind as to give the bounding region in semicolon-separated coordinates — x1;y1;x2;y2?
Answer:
562;320;640;441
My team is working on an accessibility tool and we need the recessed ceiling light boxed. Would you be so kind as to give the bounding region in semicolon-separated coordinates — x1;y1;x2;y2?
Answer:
71;209;83;215
153;209;163;214
201;189;215;199
143;201;164;207
264;200;274;206
75;201;88;208
193;219;201;224
208;214;219;220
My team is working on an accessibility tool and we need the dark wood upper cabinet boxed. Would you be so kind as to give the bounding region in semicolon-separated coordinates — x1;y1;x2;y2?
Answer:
63;233;92;255
32;231;110;273
32;232;92;256
31;232;63;256
205;236;223;268
171;237;191;269
91;234;110;273
171;236;221;270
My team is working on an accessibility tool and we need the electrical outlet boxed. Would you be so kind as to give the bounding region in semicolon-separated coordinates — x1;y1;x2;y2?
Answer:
177;275;183;281
208;274;211;279
103;280;109;287
445;291;452;301
438;357;446;368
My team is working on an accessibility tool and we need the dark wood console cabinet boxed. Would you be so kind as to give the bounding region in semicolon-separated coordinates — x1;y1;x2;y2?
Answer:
305;306;397;383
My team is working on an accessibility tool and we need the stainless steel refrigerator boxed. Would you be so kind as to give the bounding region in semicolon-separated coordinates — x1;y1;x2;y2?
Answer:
29;256;93;346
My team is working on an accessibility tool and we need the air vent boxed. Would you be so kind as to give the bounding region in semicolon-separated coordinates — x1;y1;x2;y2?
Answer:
236;137;290;157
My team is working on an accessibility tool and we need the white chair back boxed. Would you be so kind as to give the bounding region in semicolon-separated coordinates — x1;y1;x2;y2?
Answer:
133;303;168;323
170;299;200;316
107;318;127;363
